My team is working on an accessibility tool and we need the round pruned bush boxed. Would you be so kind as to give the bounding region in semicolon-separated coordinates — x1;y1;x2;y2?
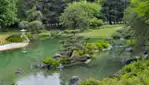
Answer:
18;21;29;29
42;57;60;68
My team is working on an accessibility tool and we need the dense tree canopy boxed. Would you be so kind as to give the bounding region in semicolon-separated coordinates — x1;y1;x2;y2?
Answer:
101;0;129;24
0;0;18;29
60;2;103;29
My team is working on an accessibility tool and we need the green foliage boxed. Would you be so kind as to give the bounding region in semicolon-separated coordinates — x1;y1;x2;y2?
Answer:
18;0;67;26
74;42;98;56
50;31;60;38
64;29;82;34
60;1;103;29
101;0;129;24
124;40;136;46
90;18;104;28
38;33;50;39
0;0;18;28
96;40;109;50
112;27;133;39
60;2;89;29
28;20;43;33
27;6;43;22
42;57;60;68
79;78;100;85
111;32;121;39
80;60;149;85
6;35;24;42
18;21;29;29
132;0;149;23
59;57;71;64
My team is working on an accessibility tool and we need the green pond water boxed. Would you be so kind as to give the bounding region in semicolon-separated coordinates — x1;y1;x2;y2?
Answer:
0;38;130;85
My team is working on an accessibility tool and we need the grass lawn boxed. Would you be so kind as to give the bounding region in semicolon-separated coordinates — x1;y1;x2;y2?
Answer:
78;24;123;38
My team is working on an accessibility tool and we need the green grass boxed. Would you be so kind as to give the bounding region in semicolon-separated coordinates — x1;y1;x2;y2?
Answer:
78;25;123;38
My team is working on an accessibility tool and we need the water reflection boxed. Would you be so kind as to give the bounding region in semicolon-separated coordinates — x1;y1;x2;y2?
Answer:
16;72;61;85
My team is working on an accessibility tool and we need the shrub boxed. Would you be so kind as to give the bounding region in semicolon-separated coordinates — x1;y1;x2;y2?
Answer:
59;57;71;64
74;43;97;57
111;32;121;39
96;40;109;50
50;31;59;38
42;57;60;68
6;35;24;42
112;27;133;39
80;60;149;85
79;78;100;85
124;40;136;46
89;18;104;28
18;21;29;29
28;20;43;33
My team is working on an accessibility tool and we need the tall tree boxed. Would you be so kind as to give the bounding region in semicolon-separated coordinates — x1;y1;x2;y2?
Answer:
0;0;18;30
18;0;67;28
101;0;129;24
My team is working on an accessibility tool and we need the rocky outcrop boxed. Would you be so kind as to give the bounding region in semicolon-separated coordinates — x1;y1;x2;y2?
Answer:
33;63;50;69
70;76;80;85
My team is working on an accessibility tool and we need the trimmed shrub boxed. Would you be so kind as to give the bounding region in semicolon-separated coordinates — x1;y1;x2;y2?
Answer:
28;20;43;33
42;57;60;68
18;21;29;29
6;35;24;42
96;40;109;50
74;43;98;57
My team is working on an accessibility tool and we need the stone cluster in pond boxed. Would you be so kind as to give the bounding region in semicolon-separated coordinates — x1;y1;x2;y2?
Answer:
70;76;80;85
16;68;23;74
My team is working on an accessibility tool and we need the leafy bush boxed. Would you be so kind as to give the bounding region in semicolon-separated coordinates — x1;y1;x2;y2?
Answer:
18;21;29;29
42;57;60;68
79;78;100;85
6;35;24;42
74;43;98;57
124;40;136;46
28;20;43;33
112;27;133;39
50;31;59;38
89;18;104;28
111;32;121;39
96;40;109;50
59;57;71;64
80;60;149;85
60;2;103;29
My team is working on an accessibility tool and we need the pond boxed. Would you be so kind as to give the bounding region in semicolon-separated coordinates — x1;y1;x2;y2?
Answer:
0;38;131;85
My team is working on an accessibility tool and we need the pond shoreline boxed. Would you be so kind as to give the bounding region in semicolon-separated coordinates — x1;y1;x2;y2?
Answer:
0;43;28;51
